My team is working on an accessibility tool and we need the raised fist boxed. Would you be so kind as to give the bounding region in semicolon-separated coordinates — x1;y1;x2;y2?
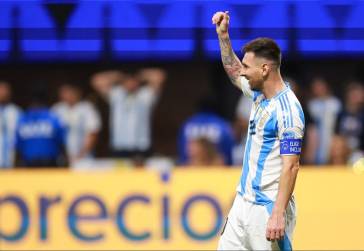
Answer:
212;11;230;36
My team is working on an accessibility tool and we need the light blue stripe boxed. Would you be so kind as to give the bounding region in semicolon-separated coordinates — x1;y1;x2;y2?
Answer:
274;88;289;100
316;116;325;164
252;111;277;205
278;234;293;251
295;102;305;126
240;133;253;194
284;94;293;127
278;98;287;128
0;107;9;168
253;91;260;101
281;95;291;127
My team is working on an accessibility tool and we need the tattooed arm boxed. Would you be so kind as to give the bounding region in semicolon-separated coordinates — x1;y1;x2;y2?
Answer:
212;11;243;89
219;35;243;88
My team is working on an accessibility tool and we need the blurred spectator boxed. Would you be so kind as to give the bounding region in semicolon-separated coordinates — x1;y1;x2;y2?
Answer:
285;77;316;165
307;77;342;164
52;83;101;167
186;137;224;166
335;82;364;153
178;98;235;165
91;68;166;163
15;84;67;167
89;71;122;157
329;135;351;165
0;81;21;168
232;95;252;166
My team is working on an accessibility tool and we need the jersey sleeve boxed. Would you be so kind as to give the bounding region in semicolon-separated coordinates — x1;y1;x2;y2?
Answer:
277;97;305;155
239;76;261;101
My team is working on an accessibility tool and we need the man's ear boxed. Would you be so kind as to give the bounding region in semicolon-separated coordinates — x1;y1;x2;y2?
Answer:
261;63;269;77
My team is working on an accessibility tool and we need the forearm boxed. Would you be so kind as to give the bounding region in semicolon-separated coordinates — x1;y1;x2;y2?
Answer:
273;161;299;214
139;68;166;92
218;33;243;87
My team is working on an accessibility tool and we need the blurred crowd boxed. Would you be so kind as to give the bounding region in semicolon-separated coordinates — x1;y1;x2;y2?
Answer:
0;69;363;169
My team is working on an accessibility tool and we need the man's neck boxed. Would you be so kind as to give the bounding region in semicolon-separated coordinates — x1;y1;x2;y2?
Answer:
261;73;286;99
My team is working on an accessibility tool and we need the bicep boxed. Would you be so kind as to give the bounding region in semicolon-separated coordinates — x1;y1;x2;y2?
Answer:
281;154;300;170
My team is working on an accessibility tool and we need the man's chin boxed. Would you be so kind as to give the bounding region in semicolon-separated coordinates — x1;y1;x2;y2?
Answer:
248;83;258;91
248;81;261;92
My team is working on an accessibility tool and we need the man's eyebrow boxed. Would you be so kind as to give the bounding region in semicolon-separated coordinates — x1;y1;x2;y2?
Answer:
242;62;248;67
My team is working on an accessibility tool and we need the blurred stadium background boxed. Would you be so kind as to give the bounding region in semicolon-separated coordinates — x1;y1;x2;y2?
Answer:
0;0;364;250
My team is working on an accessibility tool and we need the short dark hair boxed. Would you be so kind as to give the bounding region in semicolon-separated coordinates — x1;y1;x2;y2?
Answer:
30;81;49;106
242;37;282;66
59;82;81;91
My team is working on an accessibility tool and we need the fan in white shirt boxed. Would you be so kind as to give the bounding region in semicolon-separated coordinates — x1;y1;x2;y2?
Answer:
0;81;21;168
52;84;101;164
91;68;166;160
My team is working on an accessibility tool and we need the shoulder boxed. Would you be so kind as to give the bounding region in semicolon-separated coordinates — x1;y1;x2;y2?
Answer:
328;96;342;110
52;102;66;112
275;89;305;127
138;86;155;96
110;85;125;98
17;113;26;123
78;101;96;111
43;109;62;124
5;103;22;114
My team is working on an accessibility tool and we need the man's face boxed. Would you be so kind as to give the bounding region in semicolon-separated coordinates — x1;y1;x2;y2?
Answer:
311;78;329;98
0;83;11;103
346;85;364;108
187;139;208;165
124;76;140;93
240;52;266;91
59;85;81;105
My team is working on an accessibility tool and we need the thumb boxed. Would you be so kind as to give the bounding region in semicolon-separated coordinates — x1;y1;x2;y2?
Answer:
222;12;230;25
224;11;230;20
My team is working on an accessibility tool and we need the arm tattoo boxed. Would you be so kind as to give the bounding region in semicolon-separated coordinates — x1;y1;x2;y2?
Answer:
218;36;242;86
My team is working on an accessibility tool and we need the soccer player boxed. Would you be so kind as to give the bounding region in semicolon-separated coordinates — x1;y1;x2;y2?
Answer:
212;11;305;250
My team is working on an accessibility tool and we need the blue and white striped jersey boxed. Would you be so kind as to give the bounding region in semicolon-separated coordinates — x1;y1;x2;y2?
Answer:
0;104;21;168
109;86;158;151
237;77;305;205
52;101;101;159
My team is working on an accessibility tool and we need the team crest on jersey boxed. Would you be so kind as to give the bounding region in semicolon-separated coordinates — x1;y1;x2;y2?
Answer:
258;110;271;128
